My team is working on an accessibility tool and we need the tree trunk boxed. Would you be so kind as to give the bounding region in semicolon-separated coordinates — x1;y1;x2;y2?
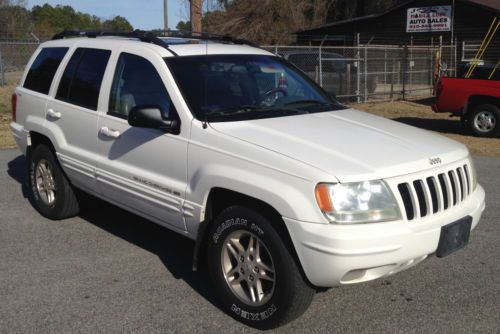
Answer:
191;0;202;33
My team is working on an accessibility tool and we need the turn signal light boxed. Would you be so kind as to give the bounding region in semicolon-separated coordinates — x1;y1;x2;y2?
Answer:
315;184;333;212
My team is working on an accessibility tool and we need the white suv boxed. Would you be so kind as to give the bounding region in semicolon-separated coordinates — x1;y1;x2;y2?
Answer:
10;31;485;329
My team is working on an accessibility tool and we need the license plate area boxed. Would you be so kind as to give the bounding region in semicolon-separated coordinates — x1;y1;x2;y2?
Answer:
436;216;472;258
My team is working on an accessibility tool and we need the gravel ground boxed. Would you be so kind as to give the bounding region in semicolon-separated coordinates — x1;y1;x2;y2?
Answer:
0;149;499;333
351;99;500;157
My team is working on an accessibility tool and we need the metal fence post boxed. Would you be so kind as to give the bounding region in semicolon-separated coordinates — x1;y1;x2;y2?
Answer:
430;47;434;94
0;53;4;87
356;33;361;103
402;45;408;100
363;47;368;102
454;37;457;77
319;45;323;88
384;47;387;97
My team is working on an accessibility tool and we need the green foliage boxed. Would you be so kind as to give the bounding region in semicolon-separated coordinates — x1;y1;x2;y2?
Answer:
102;16;133;32
0;2;134;39
176;20;191;31
327;0;402;21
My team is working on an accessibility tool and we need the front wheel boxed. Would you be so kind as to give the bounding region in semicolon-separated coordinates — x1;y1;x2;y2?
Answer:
207;206;315;329
28;144;80;219
468;104;500;137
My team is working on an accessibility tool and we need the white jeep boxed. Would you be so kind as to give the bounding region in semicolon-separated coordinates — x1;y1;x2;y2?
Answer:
10;31;485;329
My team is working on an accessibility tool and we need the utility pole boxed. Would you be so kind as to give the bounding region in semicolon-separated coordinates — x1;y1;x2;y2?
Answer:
190;0;202;33
163;0;168;30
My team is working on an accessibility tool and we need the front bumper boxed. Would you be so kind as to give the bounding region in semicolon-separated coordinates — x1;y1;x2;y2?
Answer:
284;184;485;287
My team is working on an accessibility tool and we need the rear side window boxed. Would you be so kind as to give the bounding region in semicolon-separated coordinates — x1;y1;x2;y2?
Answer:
23;47;68;94
56;48;111;110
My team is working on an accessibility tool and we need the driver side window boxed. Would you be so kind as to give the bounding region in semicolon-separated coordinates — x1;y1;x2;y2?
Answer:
109;53;174;119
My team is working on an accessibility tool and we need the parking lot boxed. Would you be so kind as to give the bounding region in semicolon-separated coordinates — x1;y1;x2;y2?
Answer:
0;148;499;333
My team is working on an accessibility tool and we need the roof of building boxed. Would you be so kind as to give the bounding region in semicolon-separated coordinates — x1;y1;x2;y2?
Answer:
297;0;499;33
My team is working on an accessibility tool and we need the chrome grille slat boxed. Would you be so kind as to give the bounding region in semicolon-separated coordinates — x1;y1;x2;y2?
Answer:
408;183;421;220
463;164;471;195
397;162;472;221
457;167;466;201
448;170;458;206
422;178;435;214
430;176;443;212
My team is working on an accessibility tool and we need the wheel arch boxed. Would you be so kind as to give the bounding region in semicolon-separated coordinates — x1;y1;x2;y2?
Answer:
192;187;313;286
466;95;500;114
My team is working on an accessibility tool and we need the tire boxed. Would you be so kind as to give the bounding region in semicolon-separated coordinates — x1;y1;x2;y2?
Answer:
468;104;500;138
28;144;79;220
207;206;315;329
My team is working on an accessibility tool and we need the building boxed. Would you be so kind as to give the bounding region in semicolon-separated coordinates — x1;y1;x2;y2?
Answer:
296;0;499;65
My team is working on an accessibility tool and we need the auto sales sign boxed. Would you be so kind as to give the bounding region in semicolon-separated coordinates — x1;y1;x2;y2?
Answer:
407;6;452;32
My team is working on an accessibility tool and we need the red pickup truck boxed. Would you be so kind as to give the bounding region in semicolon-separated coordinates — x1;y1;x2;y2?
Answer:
432;77;500;137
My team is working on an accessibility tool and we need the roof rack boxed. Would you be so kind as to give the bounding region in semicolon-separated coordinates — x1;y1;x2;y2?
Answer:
52;30;179;55
51;30;258;55
154;30;258;47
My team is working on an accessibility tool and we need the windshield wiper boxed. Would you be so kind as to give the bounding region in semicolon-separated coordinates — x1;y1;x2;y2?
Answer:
205;106;309;122
208;105;261;116
284;99;332;106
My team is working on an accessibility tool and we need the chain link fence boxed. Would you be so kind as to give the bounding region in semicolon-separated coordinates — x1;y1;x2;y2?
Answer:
264;45;456;103
0;53;5;86
0;38;40;86
0;37;457;104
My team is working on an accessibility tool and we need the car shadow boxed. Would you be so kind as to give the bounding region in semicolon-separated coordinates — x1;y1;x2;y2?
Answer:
393;117;466;135
410;97;435;107
6;155;221;312
7;155;30;198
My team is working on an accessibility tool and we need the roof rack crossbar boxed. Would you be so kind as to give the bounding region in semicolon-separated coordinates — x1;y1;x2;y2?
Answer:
51;29;257;51
51;30;179;56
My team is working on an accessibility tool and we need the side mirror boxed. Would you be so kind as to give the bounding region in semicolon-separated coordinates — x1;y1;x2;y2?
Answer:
128;105;180;134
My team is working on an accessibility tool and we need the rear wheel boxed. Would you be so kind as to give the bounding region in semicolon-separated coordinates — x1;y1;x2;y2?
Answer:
28;144;79;219
207;206;315;329
468;104;500;137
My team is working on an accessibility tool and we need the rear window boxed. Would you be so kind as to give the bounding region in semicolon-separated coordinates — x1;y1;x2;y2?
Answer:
56;48;111;110
23;47;68;94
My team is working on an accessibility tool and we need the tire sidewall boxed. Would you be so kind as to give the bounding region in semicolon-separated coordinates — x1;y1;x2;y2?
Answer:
469;104;500;137
207;206;297;328
28;145;64;218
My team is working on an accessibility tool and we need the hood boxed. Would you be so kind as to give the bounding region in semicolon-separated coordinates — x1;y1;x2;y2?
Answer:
209;108;469;182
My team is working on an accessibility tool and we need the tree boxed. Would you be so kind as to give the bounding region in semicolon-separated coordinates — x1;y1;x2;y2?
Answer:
1;2;134;39
176;20;191;31
102;16;133;31
203;0;334;44
0;1;31;38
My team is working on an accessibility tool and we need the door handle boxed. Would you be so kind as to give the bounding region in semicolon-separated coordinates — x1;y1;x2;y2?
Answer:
46;108;61;119
99;126;121;139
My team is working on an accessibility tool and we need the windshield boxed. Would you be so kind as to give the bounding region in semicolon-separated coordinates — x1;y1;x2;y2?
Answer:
166;55;345;122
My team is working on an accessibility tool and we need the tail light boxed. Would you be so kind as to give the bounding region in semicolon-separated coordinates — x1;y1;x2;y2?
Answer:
11;93;17;122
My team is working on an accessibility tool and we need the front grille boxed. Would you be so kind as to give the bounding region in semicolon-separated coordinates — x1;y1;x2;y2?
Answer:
397;163;472;221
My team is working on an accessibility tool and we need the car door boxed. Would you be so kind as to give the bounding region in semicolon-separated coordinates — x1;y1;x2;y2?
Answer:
45;47;112;193
96;51;188;232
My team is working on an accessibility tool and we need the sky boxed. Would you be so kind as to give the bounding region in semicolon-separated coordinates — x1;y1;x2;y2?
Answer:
27;0;187;30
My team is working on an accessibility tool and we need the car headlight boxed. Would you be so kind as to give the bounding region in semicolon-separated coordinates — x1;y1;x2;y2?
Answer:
315;180;401;224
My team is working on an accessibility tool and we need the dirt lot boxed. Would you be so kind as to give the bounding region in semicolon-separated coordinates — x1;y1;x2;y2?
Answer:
0;84;499;156
0;84;16;149
351;99;500;157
